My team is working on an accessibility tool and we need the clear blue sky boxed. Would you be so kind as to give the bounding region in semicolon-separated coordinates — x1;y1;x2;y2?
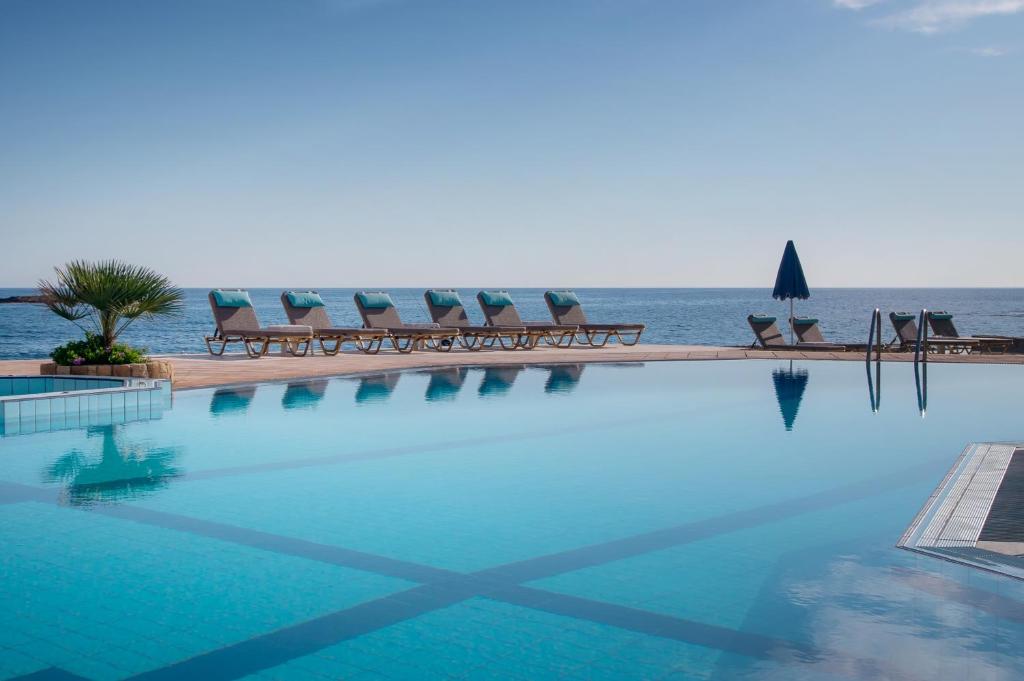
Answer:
1;0;1021;288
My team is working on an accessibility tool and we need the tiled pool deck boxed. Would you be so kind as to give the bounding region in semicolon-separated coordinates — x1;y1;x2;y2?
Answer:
2;344;1022;390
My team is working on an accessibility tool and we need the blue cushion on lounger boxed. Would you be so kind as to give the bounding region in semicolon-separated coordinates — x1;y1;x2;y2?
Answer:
480;291;514;307
212;290;252;308
286;291;325;308
749;315;776;324
892;312;916;321
357;292;394;309
792;317;818;326
428;290;462;307
929;312;953;321
547;290;581;307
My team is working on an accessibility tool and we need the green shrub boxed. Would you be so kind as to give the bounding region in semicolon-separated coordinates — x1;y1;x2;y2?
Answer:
51;333;147;366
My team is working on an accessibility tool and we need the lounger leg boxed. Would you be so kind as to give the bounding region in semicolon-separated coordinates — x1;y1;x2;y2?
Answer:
497;335;517;350
243;339;266;358
552;332;574;348
461;335;483;351
354;338;374;354
391;336;414;353
205;337;229;356
320;339;342;356
619;331;642;346
516;334;538;350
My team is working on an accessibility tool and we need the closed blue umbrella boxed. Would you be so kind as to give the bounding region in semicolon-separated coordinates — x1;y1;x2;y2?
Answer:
772;240;810;343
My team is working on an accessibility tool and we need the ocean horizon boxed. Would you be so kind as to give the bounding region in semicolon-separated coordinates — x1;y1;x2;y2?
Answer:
2;287;1021;360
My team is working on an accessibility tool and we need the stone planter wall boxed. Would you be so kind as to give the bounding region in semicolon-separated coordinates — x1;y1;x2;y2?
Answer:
40;360;174;382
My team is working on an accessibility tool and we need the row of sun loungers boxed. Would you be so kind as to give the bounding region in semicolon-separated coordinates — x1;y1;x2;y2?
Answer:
747;311;1012;354
205;289;646;358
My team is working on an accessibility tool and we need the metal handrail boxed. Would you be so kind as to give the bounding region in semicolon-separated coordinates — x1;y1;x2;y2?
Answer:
865;308;882;413
914;308;928;365
915;359;927;417
865;308;882;363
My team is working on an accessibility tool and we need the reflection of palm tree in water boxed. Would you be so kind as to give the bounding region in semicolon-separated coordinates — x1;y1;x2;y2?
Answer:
43;425;182;506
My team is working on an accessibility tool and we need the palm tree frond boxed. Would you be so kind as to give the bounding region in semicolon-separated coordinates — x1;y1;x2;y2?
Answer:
39;260;184;346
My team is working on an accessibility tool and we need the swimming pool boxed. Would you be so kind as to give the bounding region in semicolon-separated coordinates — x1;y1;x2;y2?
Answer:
1;360;1021;680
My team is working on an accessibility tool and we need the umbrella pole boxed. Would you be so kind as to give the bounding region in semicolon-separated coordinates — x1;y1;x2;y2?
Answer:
789;298;794;344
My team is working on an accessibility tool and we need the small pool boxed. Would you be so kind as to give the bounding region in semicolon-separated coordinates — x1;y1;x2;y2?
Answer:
0;360;1022;680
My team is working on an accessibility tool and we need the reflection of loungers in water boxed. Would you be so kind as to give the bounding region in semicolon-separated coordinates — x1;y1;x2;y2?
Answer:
425;368;467;402
209;387;257;417
355;373;401;404
543;364;585;394
478;366;523;397
282;380;329;410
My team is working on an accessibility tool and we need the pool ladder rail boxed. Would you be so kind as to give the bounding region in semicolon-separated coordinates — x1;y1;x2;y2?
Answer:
865;307;927;416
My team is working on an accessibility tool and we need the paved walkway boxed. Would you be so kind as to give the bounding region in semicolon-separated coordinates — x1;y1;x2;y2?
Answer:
2;344;1022;390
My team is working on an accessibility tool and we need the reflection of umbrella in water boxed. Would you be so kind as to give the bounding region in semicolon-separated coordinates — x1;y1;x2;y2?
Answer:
543;365;585;394
43;425;182;506
478;367;522;397
209;387;257;417
282;380;329;410
772;362;809;431
772;240;810;344
425;368;467;402
355;373;400;404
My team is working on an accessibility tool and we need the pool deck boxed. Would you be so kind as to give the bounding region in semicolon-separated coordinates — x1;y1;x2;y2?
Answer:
1;344;1022;390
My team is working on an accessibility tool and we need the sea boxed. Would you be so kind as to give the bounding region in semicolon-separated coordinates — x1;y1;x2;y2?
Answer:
0;288;1021;360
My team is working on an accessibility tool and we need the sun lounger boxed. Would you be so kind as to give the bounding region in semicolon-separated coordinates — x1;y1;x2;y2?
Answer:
476;291;577;348
889;312;979;354
354;291;459;353
926;311;1010;354
791;317;847;350
281;291;389;355
747;314;844;351
205;289;313;358
423;289;526;350
543;290;645;347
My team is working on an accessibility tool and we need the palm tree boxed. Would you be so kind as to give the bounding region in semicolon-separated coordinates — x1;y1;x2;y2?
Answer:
38;260;184;347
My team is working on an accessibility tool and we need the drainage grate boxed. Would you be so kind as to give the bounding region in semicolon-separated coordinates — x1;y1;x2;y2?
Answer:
899;443;1024;580
979;449;1024;542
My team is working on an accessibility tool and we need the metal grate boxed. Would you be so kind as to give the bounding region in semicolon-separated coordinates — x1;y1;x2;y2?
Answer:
979;449;1024;542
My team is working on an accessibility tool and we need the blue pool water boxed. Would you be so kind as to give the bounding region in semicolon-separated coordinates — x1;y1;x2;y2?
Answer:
0;360;1022;680
1;287;1023;359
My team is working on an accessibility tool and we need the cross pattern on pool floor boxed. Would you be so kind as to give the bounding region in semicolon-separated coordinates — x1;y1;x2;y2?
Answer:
0;457;943;681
